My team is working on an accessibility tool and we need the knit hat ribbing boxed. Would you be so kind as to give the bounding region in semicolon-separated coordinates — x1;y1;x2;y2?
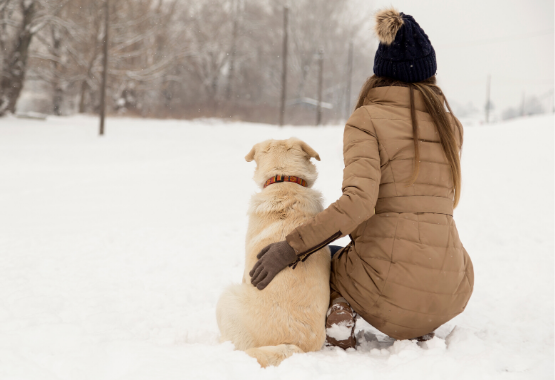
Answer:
373;9;436;83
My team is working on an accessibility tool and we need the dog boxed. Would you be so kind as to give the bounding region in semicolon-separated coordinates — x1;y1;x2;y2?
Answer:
216;137;330;367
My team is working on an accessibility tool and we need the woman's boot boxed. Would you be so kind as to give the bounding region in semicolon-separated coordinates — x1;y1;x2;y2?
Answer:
325;292;357;349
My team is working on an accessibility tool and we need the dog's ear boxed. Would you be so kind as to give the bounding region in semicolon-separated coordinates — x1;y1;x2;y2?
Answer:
245;144;257;162
298;140;321;161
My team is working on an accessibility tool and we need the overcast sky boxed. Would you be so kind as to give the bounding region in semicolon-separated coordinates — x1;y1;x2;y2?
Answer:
368;0;554;117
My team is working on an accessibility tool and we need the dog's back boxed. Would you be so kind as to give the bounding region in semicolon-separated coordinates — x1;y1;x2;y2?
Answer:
216;138;330;367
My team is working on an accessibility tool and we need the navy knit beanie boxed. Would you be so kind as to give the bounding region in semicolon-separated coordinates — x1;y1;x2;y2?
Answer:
373;8;436;83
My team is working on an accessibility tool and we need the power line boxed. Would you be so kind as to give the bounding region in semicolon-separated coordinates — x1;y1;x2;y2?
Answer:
438;29;553;49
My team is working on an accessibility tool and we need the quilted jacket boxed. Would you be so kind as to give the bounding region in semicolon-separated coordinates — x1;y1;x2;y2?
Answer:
286;85;474;340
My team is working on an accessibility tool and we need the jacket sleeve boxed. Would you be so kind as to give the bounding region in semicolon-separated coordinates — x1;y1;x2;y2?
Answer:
286;106;381;266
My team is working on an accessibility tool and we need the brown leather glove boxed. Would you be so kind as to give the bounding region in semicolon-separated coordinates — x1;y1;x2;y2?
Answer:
249;241;297;290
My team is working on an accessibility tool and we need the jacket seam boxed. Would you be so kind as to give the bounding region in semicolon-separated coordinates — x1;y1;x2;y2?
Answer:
368;309;460;325
416;213;422;244
375;211;453;216
359;254;467;273
358;108;380;150
359;105;375;128
348;258;383;295
347;124;377;139
358;111;393;196
380;137;441;142
359;116;424;121
360;235;462;249
464;272;473;292
385;279;472;296
439;216;453;271
378;137;441;144
387;160;397;196
372;215;456;227
389;157;450;166
377;194;452;200
344;172;379;182
378;297;471;317
369;216;400;309
380;181;453;190
345;138;374;146
362;103;430;115
345;156;380;164
366;317;434;333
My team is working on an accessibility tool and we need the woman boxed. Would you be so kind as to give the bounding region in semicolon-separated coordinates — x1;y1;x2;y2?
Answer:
249;8;474;348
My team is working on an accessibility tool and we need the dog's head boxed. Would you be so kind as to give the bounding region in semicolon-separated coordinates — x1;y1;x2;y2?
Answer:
245;138;320;188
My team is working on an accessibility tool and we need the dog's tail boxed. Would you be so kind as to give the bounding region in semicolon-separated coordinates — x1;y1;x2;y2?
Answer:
245;344;304;368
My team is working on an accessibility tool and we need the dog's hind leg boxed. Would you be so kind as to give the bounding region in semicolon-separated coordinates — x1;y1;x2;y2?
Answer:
245;344;304;368
216;284;256;348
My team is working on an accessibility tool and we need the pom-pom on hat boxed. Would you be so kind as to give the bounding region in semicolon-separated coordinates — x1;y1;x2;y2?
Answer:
373;8;436;83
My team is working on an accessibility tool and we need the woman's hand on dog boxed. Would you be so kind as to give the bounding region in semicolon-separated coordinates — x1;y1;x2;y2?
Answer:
250;241;297;290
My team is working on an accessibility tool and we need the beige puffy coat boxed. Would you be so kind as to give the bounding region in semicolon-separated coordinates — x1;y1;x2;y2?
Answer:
286;86;474;340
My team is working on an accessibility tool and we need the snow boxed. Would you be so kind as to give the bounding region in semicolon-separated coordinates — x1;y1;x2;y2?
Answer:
0;114;553;379
326;322;354;342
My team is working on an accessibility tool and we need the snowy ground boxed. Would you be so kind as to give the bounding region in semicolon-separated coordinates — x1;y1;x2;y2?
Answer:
0;114;553;379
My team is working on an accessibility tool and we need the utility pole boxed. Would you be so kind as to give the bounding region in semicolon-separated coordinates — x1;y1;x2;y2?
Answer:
520;91;526;117
99;0;109;136
345;42;353;119
279;6;288;127
226;0;239;100
485;74;491;124
316;49;324;126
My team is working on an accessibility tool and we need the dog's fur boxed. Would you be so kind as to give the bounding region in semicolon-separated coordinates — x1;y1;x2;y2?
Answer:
374;7;404;45
216;138;330;367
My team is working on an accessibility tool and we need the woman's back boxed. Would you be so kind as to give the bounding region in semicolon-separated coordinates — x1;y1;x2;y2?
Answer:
365;85;458;212
330;85;474;340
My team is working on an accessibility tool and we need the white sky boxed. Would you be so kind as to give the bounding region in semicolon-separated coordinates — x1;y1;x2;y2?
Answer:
370;0;554;115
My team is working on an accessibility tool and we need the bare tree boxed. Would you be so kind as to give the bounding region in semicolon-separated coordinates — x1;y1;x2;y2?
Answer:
225;0;243;100
0;0;68;116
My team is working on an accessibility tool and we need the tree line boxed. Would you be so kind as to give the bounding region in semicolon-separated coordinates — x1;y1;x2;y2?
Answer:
0;0;376;125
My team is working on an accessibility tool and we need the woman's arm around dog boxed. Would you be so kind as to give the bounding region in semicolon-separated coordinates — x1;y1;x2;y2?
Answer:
251;107;381;289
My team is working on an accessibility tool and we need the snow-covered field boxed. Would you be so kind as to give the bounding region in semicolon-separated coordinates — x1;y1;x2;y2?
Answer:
0;114;553;379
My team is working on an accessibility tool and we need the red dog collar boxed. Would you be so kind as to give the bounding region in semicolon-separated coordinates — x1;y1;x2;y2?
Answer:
264;175;308;188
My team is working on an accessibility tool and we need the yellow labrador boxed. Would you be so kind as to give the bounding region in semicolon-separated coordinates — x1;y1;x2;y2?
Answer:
216;138;330;367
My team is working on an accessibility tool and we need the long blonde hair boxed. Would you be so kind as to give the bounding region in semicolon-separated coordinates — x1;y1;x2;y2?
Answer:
355;75;463;208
